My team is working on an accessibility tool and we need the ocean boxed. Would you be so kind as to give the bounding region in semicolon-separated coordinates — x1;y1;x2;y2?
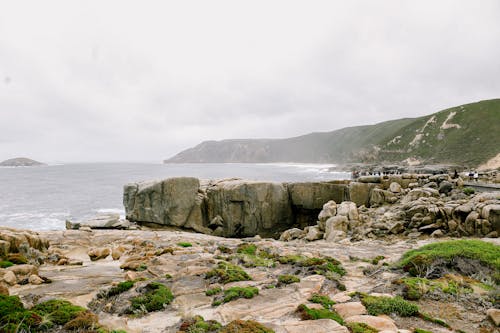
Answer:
0;163;350;231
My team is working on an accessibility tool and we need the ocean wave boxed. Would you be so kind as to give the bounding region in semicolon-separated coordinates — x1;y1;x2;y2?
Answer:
0;212;68;231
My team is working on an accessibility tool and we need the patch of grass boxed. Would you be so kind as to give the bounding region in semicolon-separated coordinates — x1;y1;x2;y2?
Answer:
205;261;252;284
371;255;385;265
398;240;500;282
0;260;14;268
277;274;300;285
0;295;27;320
296;304;344;325
462;187;475;195
63;310;99;330
107;281;135;297
31;299;87;326
205;287;222;296
7;253;28;264
177;242;193;248
360;294;419;317
398;276;472;300
419;312;451;328
136;263;148;272
164;274;173;279
129;282;174;313
347;322;379;333
299;256;346;277
236;243;257;255
276;254;305;265
213;286;258;306
217;245;232;254
309;294;335;309
414;329;433;333
178;315;222;333
219;320;274;333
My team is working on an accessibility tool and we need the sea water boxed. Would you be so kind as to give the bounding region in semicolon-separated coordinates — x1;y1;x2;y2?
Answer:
0;163;349;231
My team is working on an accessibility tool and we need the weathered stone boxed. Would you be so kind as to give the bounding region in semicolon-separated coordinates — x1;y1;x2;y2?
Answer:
318;200;337;225
112;246;126;260
7;264;38;278
324;216;349;241
124;177;201;227
482;204;500;234
431;229;444;238
207;179;293;237
349;182;377;207
389;182;402;193
345;315;398;332
288;182;348;210
283;319;348;333
2;271;17;285
439;181;453;194
28;274;44;285
370;189;395;207
337;201;358;221
88;247;110;261
333;302;367;319
401;188;439;204
0;284;8;295
279;228;306;241
464;211;479;235
305;226;323;241
0;240;9;257
487;308;500;326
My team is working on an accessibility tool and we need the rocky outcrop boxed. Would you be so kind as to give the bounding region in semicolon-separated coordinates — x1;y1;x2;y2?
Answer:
0;157;44;166
124;178;351;238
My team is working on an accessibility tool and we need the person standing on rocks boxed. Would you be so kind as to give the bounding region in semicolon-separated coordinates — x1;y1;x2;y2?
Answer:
474;171;479;182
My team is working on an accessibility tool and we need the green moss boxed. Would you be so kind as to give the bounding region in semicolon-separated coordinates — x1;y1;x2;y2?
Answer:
296;304;344;325
136;263;148;272
463;187;475;195
205;287;222;296
205;261;251;284
213;286;258;306
219;320;274;333
217;245;232;254
165;274;173;279
398;240;500;281
0;295;24;320
0;260;14;268
371;255;385;265
347;322;379;333
129;282;174;313
360;295;419;317
276;254;304;265
278;274;300;285
236;243;257;255
107;281;135;297
309;294;335;309
178;315;222;333
414;329;433;333
299;256;346;277
419;313;451;328
177;242;193;248
31;299;86;326
237;253;275;268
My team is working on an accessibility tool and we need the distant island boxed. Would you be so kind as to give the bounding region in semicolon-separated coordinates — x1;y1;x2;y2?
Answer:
0;157;45;167
165;99;500;169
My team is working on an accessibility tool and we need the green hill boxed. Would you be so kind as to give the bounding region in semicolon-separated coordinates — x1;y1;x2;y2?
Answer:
165;99;500;167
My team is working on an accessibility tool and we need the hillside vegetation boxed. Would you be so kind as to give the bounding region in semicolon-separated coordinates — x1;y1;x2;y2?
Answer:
165;99;500;167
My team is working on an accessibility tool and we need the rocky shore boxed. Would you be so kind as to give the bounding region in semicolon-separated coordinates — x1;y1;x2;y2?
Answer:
0;227;499;332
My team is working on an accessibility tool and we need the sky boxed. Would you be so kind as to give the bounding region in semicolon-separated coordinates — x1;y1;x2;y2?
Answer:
1;0;499;163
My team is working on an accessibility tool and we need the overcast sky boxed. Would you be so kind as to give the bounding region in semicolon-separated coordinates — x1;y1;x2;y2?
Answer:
1;0;499;163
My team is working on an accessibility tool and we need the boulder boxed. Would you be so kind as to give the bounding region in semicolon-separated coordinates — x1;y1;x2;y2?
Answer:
28;274;44;285
389;182;402;193
206;179;293;237
482;204;500;233
324;216;349;241
318;201;337;225
439;181;453;195
487;308;500;326
401;188;439;204
304;226;324;241
124;177;201;227
349;182;377;207
369;189;395;207
337;201;358;221
279;228;306;241
2;271;17;285
358;176;381;183
87;248;110;261
0;285;8;295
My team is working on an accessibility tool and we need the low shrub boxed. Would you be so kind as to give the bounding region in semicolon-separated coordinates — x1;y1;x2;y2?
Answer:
347;322;378;333
205;287;222;296
360;295;419;317
219;320;274;333
0;260;14;268
177;242;192;248
212;286;258;306
277;274;300;285
309;294;335;309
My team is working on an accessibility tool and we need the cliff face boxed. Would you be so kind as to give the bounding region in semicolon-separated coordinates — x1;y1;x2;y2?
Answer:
165;99;500;167
0;157;44;166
